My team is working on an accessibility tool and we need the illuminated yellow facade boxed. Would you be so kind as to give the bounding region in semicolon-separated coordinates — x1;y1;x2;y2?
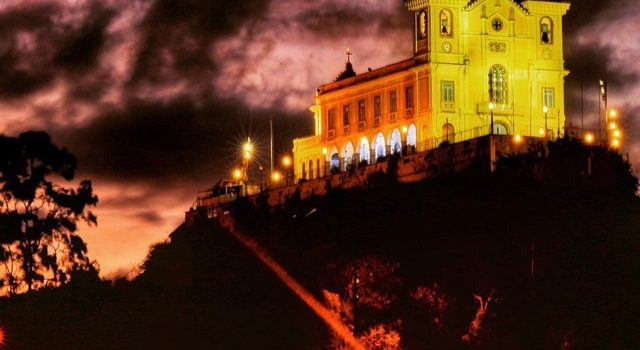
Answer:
293;0;570;181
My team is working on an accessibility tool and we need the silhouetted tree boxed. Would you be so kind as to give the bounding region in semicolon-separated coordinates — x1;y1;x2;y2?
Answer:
0;132;98;294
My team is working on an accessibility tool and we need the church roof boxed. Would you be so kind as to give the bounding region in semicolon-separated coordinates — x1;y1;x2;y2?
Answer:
317;58;417;95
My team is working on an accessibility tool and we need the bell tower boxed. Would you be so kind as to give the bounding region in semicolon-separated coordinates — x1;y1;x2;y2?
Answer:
406;1;430;62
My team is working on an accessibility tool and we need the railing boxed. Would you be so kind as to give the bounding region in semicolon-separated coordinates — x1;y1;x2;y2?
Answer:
196;126;575;207
405;108;413;118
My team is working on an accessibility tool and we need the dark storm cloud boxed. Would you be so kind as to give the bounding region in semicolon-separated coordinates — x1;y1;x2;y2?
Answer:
128;0;271;88
53;3;115;72
291;4;410;39
53;97;309;185
0;1;115;99
0;3;57;97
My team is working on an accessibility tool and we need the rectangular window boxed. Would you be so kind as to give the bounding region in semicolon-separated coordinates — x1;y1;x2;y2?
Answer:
405;86;414;109
389;91;397;113
373;95;381;125
328;108;336;130
358;100;366;129
343;104;350;134
441;81;454;102
543;88;555;108
342;104;350;125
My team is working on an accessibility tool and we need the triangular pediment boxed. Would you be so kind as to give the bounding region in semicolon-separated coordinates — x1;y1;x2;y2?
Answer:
465;0;529;15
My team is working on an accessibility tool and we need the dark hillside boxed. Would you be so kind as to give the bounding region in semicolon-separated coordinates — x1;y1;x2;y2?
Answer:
0;140;638;349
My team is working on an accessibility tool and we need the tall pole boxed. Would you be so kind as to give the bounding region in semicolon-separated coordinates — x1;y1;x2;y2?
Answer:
603;85;608;144
544;106;548;138
557;110;560;139
270;115;274;177
581;82;584;137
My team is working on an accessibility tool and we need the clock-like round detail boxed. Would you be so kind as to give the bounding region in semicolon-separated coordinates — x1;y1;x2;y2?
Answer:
442;42;452;53
491;18;503;31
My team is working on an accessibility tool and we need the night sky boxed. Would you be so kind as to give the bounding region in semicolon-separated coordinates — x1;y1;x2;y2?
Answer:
0;0;637;278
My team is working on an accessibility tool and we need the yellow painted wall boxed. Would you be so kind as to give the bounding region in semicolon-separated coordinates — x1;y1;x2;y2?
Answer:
293;0;570;181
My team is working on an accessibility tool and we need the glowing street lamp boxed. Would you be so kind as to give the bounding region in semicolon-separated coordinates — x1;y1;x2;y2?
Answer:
281;155;292;184
513;134;522;143
613;129;621;139
609;121;617;130
611;138;621;149
271;171;282;183
609;109;617;119
232;168;242;180
401;126;408;155
584;132;595;144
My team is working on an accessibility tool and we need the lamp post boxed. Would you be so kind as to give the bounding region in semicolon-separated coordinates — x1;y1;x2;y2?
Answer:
281;155;292;185
401;125;408;156
488;102;495;135
543;106;548;139
241;138;252;196
488;102;496;173
271;171;282;185
232;168;242;197
322;147;328;177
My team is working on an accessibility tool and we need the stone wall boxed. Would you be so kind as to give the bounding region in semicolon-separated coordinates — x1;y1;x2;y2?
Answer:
187;135;546;220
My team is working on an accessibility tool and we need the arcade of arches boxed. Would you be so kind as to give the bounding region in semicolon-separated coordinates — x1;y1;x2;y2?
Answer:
299;124;419;180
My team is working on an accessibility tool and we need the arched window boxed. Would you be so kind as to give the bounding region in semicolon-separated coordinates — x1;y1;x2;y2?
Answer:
489;65;508;105
358;137;370;163
342;142;354;170
328;147;339;171
407;124;417;146
440;9;452;37
418;10;427;38
374;133;386;160
540;17;553;44
389;129;402;154
493;122;508;135
442;123;455;143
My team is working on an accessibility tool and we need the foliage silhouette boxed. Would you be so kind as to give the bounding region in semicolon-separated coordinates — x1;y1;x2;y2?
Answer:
0;131;98;294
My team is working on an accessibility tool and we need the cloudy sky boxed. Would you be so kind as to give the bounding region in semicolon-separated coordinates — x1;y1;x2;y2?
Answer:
0;0;637;278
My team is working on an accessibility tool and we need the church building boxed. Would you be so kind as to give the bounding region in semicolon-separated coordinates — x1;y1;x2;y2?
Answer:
292;0;570;181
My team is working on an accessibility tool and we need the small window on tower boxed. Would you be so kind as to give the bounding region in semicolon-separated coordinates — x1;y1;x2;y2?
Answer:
441;81;455;102
491;18;503;32
418;10;427;38
540;17;553;44
543;88;555;108
440;9;452;37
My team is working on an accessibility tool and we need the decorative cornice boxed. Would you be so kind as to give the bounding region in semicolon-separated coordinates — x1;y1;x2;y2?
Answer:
465;0;529;15
520;1;570;16
405;0;469;10
404;0;430;11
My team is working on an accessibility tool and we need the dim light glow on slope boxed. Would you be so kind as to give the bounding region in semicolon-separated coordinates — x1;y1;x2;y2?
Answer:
219;216;366;350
